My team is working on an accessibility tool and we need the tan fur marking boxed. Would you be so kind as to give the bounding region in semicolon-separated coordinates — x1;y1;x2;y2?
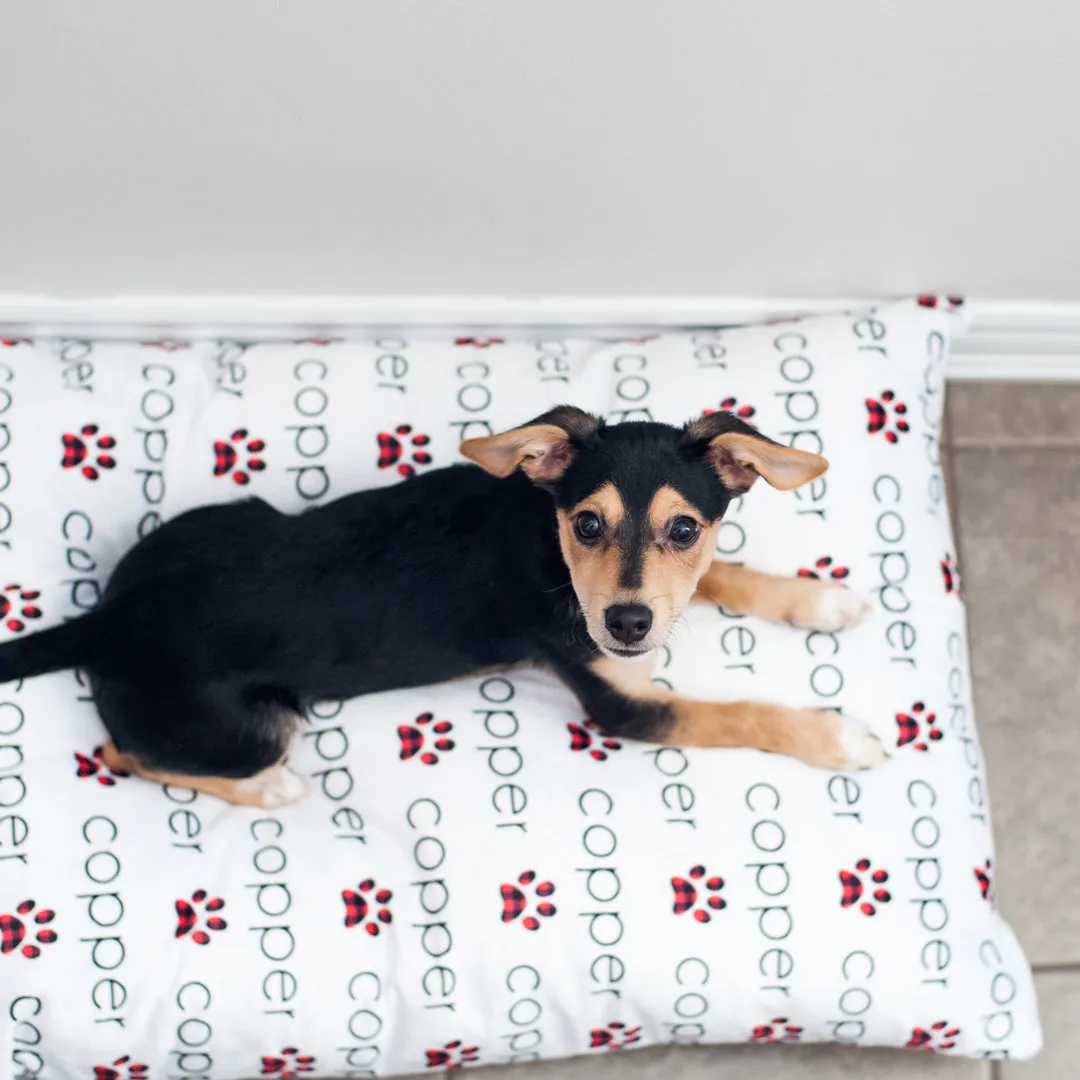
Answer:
586;657;852;769
100;742;299;807
555;483;627;629
692;560;834;625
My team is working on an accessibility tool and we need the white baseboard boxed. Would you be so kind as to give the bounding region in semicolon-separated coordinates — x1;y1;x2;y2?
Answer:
2;294;1080;381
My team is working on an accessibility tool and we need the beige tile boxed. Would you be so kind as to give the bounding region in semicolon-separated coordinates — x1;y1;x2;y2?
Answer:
948;382;1080;446
953;447;1080;966
1002;970;1080;1080
396;1043;989;1079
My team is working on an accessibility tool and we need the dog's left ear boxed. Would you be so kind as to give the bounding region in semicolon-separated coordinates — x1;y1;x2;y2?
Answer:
682;413;828;494
460;406;601;483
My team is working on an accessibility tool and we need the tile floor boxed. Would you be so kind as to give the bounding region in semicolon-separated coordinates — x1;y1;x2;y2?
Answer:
397;383;1080;1080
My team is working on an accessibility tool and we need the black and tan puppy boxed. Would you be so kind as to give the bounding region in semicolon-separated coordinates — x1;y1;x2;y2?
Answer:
0;406;885;806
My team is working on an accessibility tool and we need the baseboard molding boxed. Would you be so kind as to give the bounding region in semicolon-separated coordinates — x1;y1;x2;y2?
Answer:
2;294;1080;381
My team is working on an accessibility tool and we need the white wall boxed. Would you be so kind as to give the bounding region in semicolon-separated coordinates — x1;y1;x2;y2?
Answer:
2;0;1079;302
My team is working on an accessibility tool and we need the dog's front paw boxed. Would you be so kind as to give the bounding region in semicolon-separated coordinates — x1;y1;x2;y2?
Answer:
800;585;870;634
834;715;889;771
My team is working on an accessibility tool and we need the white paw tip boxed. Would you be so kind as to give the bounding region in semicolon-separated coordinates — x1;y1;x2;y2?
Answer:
812;587;871;633
837;715;889;771
253;766;308;808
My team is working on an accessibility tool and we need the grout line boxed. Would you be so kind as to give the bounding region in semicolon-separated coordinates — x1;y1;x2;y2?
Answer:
952;437;1080;449
1032;960;1080;974
945;448;966;573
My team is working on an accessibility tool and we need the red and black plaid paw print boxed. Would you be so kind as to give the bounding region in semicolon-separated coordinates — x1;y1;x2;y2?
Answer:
454;337;503;348
93;1057;149;1080
398;711;455;764
500;870;556;930
425;1041;479;1069
213;429;266;485
671;864;726;922
589;1022;641;1051
75;745;129;786
917;295;965;310
750;1017;803;1044
568;718;622;761
342;878;393;936
61;424;117;480
895;701;942;752
703;397;757;423
839;859;891;916
975;859;995;905
941;553;962;596
796;556;850;581
907;1021;960;1051
0;899;56;958
1;583;42;633
175;890;226;945
377;424;433;477
866;390;909;443
260;1048;315;1077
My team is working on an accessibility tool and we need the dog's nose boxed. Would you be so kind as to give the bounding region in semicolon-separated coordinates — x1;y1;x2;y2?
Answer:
604;603;653;646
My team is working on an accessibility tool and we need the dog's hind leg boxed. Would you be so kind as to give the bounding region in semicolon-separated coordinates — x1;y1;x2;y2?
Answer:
101;743;307;807
692;561;869;633
556;655;886;771
94;678;307;807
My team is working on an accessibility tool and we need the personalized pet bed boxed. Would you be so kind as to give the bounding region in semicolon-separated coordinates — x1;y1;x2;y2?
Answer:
0;298;1041;1079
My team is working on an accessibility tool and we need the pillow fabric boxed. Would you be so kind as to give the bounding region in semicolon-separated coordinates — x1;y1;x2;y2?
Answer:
0;298;1041;1079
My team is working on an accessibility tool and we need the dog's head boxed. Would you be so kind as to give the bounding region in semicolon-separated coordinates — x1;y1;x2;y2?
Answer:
461;406;826;659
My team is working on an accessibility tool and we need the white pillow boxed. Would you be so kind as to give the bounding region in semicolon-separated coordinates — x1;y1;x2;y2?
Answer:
0;298;1041;1080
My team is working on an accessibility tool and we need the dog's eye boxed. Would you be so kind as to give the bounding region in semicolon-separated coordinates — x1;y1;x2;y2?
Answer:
669;517;700;547
575;512;603;543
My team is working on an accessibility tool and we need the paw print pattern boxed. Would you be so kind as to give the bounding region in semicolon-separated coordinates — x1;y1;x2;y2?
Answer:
342;878;393;936
895;701;942;751
941;553;962;596
751;1017;803;1044
175;890;226;945
61;424;117;480
213;429;266;485
589;1023;642;1051
703;396;757;422
840;859;891;916
907;1021;960;1051
454;337;503;348
671;864;726;922
398;711;455;764
917;295;965;310
500;870;556;930
1;584;42;633
975;859;995;905
261;1048;316;1077
93;1058;149;1080
797;556;850;581
568;719;622;760
425;1041;479;1069
377;424;433;477
866;390;909;443
75;745;129;785
0;899;57;958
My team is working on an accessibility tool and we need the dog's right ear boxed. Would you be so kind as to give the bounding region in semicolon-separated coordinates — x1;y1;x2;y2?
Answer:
460;405;601;483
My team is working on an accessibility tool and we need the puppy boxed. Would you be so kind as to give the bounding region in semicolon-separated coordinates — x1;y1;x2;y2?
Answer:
0;406;885;806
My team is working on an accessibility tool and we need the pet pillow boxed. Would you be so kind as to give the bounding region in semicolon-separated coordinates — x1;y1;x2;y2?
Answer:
0;298;1041;1079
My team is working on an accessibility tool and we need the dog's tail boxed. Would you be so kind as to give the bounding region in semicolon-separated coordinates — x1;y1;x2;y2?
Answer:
0;611;105;683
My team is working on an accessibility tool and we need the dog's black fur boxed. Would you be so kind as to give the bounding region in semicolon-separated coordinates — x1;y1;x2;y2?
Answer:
0;408;757;778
